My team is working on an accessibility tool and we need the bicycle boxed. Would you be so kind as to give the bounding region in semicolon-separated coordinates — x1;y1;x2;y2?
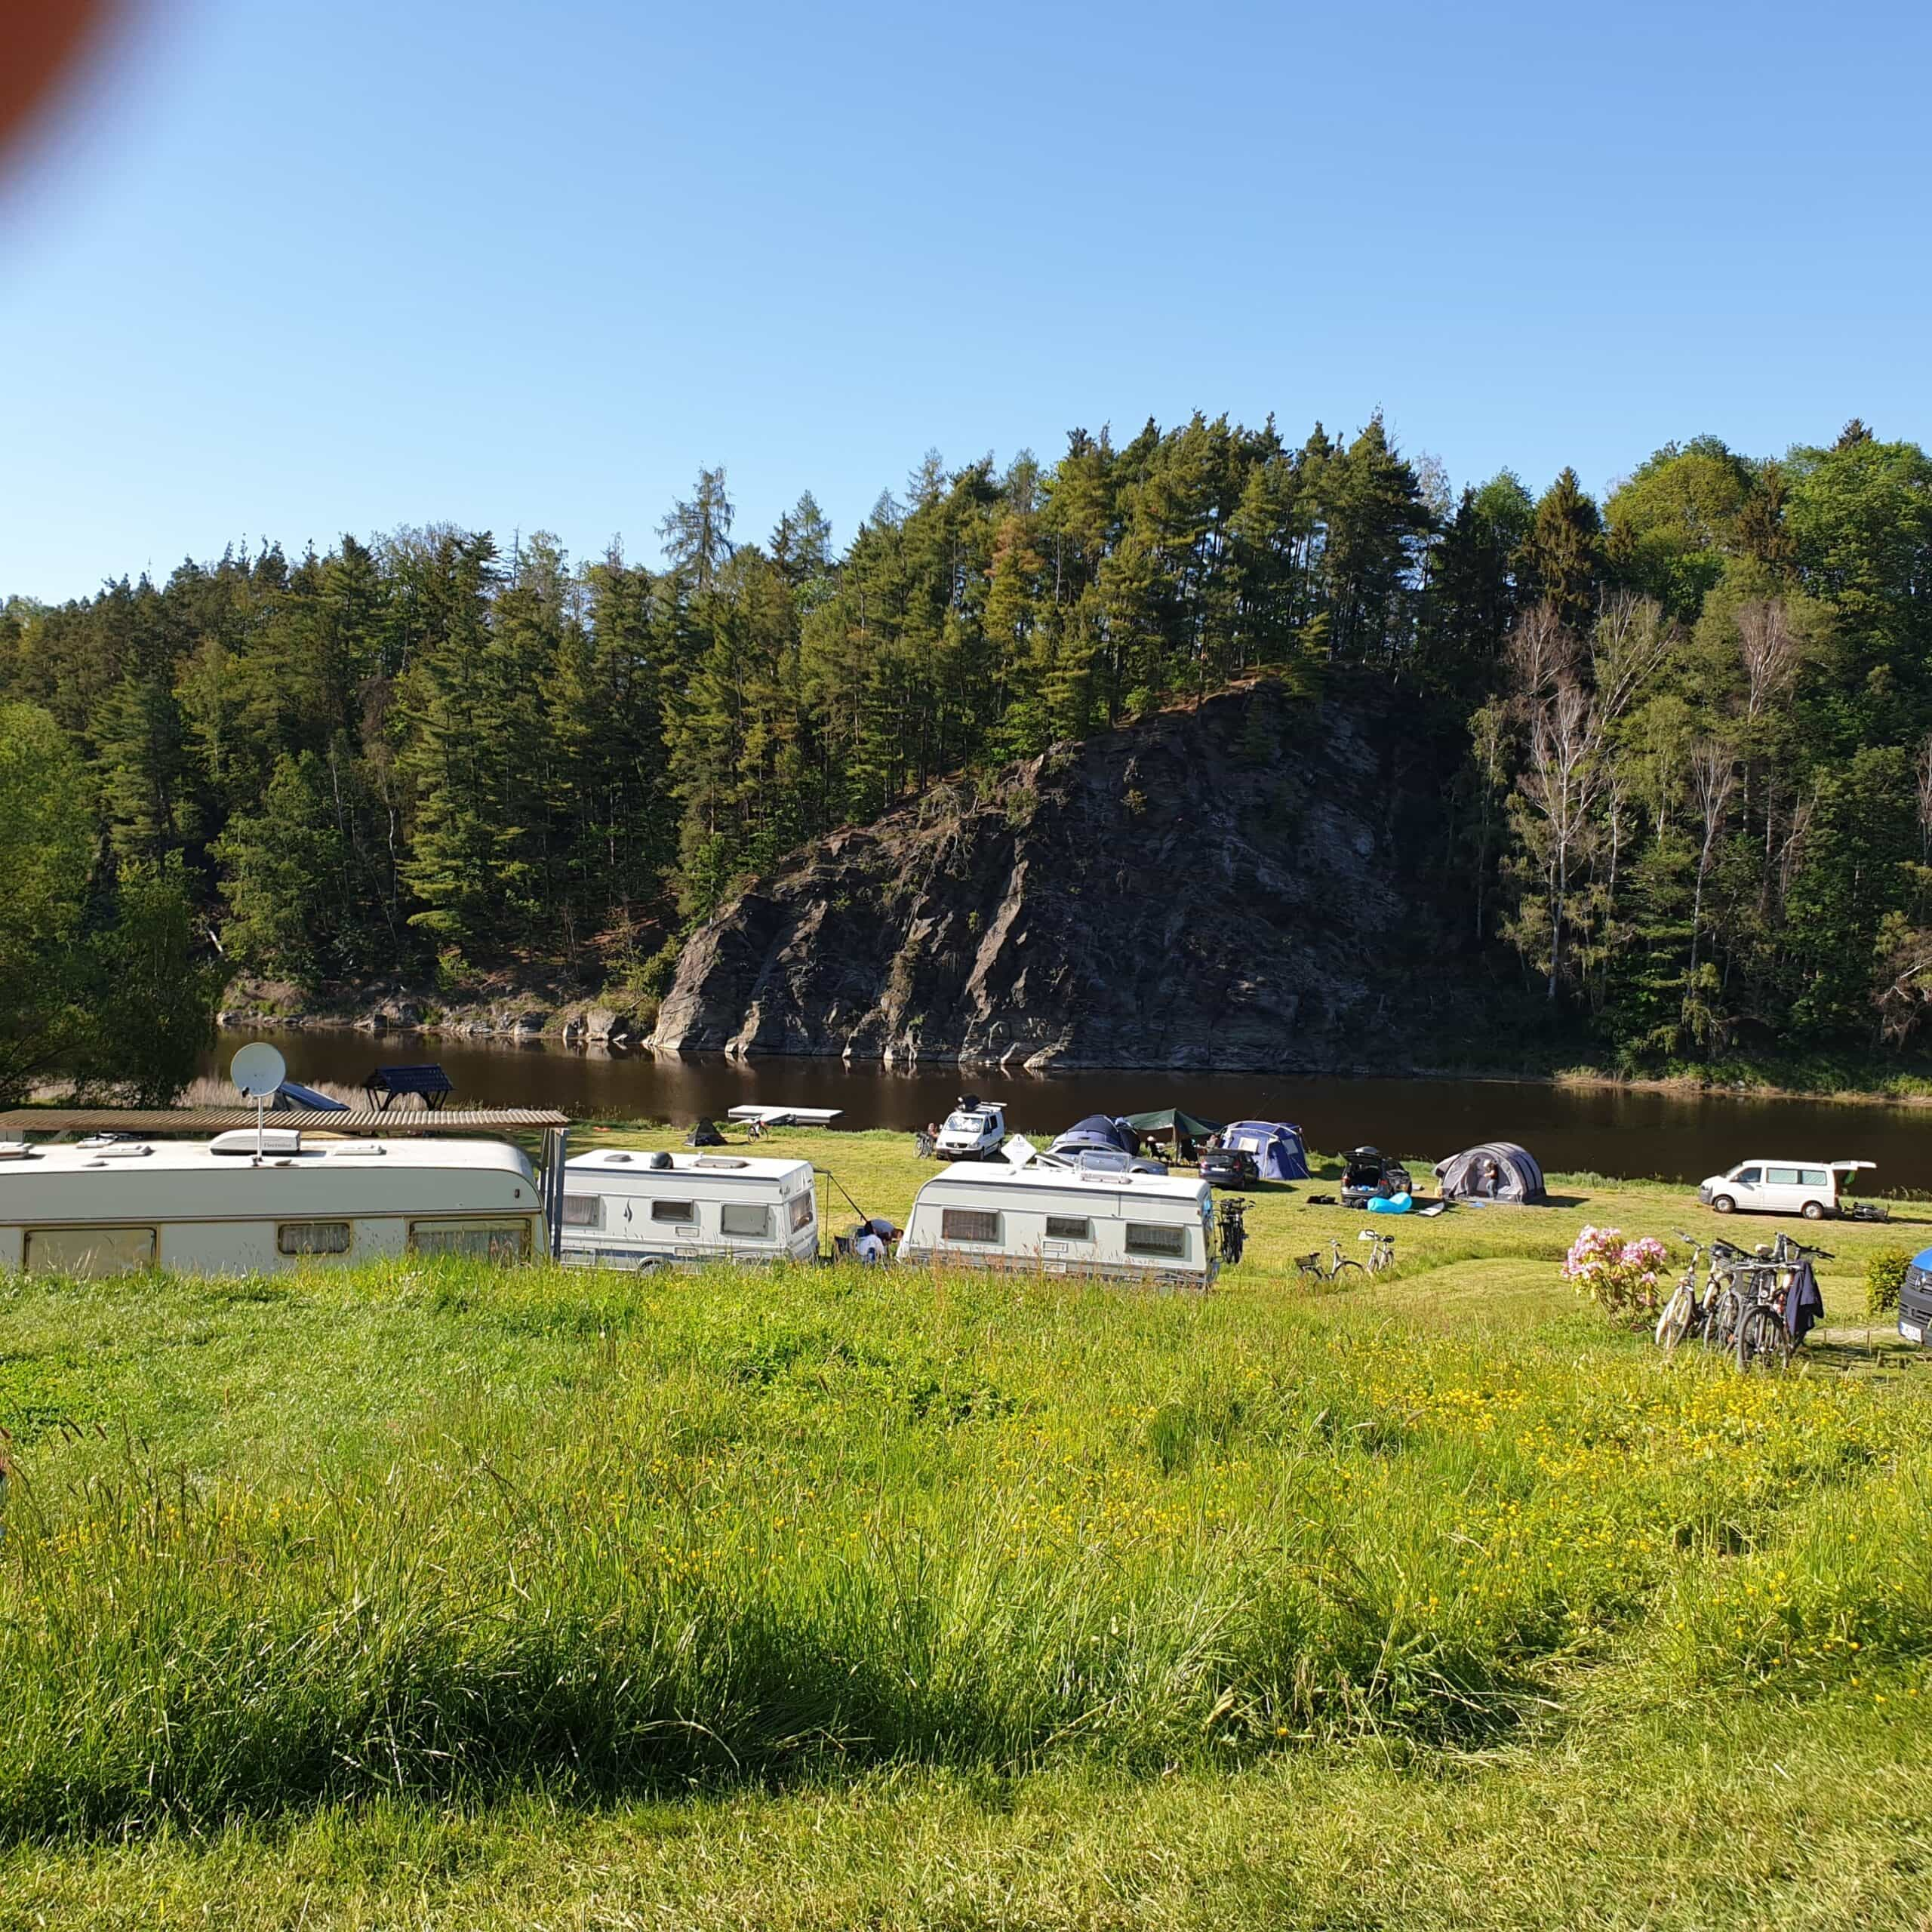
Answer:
1217;1197;1251;1267
1294;1232;1395;1283
1734;1232;1832;1373
1654;1232;1714;1352
1699;1237;1761;1356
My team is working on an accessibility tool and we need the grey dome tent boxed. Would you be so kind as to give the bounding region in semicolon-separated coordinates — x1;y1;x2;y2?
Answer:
1050;1114;1137;1160
1435;1141;1546;1204
1221;1120;1310;1181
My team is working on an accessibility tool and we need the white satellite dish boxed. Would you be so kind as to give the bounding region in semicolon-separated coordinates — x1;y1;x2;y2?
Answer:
229;1042;287;1101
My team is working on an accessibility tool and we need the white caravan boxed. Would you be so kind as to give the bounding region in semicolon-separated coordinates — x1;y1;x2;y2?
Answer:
933;1097;1008;1161
897;1161;1219;1290
558;1148;819;1269
0;1131;543;1278
1697;1158;1876;1220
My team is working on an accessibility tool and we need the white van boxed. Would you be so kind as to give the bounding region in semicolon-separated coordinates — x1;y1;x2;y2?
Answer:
0;1131;543;1277
1697;1158;1875;1220
934;1097;1007;1161
558;1149;818;1269
897;1161;1218;1290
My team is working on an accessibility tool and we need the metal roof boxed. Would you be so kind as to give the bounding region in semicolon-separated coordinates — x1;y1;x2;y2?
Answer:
0;1107;569;1135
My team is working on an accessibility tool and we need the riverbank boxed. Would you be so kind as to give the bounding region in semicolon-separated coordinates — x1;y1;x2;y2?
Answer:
215;978;1932;1109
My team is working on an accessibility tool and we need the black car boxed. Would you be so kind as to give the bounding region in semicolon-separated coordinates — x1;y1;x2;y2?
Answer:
1340;1146;1411;1208
1198;1146;1259;1189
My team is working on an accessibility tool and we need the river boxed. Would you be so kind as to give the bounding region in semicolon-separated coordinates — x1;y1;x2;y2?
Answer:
209;1029;1931;1190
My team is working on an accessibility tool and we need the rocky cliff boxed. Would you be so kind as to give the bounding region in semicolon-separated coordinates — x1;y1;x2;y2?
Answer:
649;678;1491;1072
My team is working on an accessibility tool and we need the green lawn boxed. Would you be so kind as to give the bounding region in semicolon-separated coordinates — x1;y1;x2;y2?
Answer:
3;1129;1931;1927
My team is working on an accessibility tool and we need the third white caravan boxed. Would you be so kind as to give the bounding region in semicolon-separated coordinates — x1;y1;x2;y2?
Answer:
897;1161;1219;1290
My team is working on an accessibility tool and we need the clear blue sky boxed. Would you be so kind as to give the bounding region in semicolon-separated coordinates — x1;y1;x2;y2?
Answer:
2;0;1927;602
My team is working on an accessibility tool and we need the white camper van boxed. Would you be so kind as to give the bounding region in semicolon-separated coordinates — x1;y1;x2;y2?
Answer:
1697;1158;1877;1220
0;1132;543;1278
897;1161;1219;1290
558;1148;819;1269
933;1097;1008;1161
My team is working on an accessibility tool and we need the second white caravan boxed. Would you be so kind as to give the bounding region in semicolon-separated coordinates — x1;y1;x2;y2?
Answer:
897;1161;1220;1290
559;1148;819;1269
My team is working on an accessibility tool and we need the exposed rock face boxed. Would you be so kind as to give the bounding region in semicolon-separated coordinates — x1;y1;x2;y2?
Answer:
649;678;1487;1072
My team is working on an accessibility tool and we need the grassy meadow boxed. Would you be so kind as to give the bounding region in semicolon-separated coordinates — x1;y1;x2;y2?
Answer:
4;1124;1932;1927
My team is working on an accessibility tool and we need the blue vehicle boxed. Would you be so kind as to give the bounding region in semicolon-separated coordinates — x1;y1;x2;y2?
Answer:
1900;1247;1932;1347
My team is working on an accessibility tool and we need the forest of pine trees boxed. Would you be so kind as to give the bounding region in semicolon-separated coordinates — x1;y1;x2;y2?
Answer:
5;411;1932;1080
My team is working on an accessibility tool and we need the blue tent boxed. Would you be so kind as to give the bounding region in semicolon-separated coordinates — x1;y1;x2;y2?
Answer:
1221;1120;1309;1181
1050;1113;1137;1159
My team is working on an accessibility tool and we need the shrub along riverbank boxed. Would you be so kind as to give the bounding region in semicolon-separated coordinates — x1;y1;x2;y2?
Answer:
4;1141;1932;1925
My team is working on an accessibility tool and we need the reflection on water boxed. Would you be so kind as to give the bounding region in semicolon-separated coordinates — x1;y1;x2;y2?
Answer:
210;1030;1932;1189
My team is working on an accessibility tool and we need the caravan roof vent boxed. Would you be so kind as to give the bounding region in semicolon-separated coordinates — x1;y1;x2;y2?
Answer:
647;1151;674;1171
323;1140;386;1157
83;1140;152;1158
694;1156;749;1169
0;1141;38;1160
211;1128;303;1157
603;1151;633;1163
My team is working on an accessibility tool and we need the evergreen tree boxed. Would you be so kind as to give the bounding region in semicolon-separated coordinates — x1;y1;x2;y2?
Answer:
1520;468;1604;632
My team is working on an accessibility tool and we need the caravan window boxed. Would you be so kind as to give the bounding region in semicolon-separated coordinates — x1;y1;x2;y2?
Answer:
1124;1223;1188;1260
24;1226;155;1276
789;1192;815;1232
721;1202;772;1238
940;1208;1000;1244
410;1220;531;1262
277;1220;351;1255
651;1199;697;1226
561;1194;602;1228
1044;1215;1092;1241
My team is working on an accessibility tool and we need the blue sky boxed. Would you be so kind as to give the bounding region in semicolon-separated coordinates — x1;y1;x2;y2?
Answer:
2;0;1927;601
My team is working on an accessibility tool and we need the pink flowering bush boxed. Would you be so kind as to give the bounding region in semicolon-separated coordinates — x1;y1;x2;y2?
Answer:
1563;1224;1671;1321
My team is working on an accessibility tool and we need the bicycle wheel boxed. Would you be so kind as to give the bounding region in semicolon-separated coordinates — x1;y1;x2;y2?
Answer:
1329;1260;1366;1283
1736;1303;1792;1374
1655;1282;1694;1352
1703;1287;1741;1352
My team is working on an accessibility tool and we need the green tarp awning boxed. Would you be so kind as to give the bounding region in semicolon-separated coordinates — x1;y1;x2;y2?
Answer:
1120;1108;1221;1140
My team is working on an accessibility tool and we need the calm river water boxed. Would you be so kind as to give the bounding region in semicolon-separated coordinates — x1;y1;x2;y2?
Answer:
211;1029;1932;1190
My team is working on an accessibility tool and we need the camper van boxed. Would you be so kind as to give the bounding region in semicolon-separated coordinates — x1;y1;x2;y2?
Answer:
558;1148;819;1269
934;1097;1008;1161
1697;1158;1875;1220
0;1132;543;1278
897;1161;1219;1290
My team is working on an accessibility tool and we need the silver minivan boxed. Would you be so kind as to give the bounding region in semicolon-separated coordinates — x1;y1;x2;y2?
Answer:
1696;1158;1874;1220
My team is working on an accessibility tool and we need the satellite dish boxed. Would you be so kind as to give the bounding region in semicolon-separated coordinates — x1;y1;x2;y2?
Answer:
229;1042;287;1101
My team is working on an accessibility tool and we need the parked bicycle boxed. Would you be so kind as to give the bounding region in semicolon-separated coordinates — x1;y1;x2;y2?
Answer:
1294;1232;1395;1283
1217;1197;1251;1266
1734;1232;1832;1373
1654;1232;1716;1352
1657;1229;1829;1370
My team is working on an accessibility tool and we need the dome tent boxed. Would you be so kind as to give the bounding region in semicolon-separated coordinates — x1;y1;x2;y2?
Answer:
1220;1120;1310;1181
1049;1114;1137;1159
1434;1141;1546;1204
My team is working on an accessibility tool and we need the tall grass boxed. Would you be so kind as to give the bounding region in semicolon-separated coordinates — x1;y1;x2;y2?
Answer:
2;1256;1928;1838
